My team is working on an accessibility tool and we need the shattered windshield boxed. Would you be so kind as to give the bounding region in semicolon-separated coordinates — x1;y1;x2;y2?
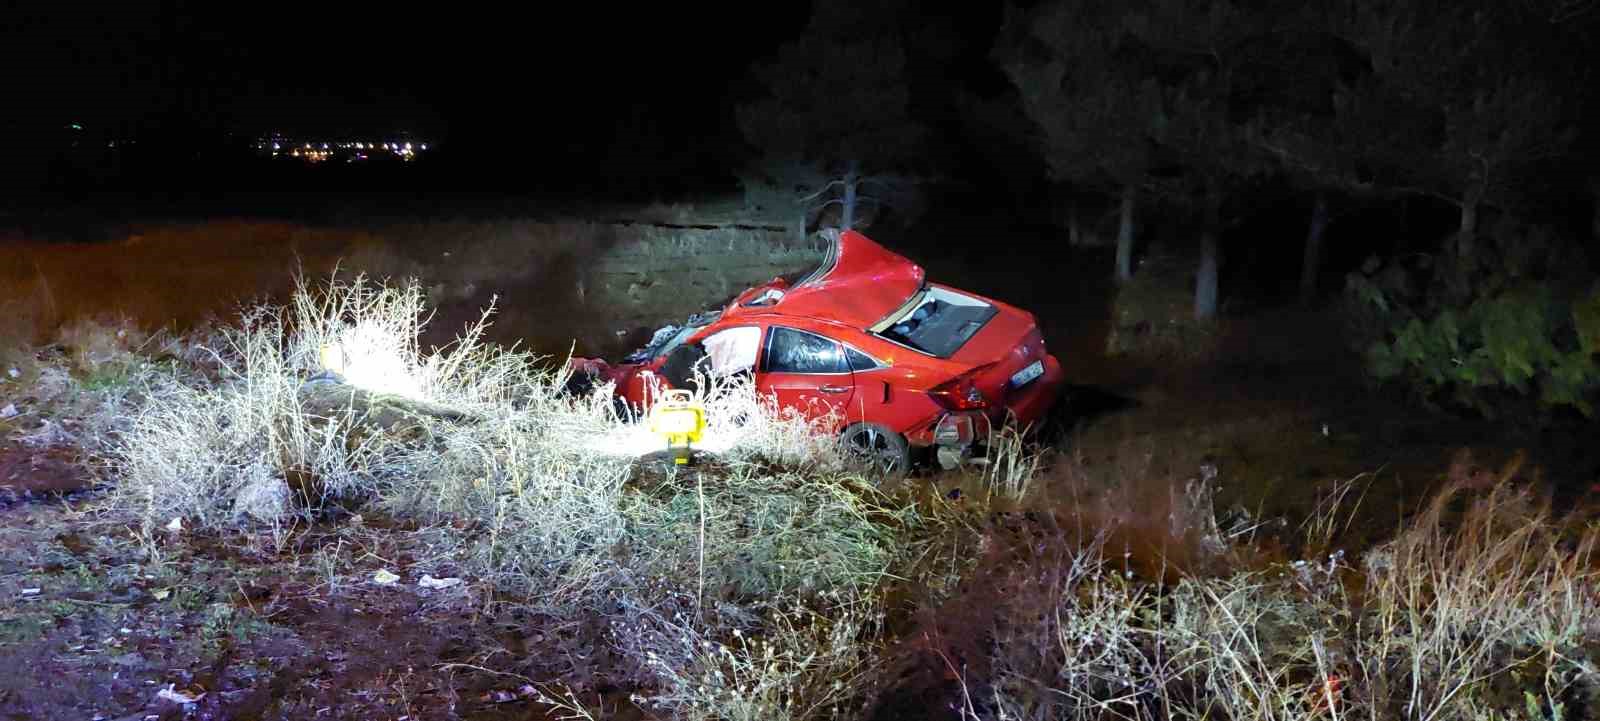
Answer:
624;310;722;363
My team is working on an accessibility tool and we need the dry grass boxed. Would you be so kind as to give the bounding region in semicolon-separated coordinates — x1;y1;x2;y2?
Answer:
982;425;1043;502
982;473;1600;721
618;591;884;721
1350;481;1600;720
94;273;902;721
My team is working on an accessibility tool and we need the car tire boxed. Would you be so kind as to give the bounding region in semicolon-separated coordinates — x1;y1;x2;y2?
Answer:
840;422;911;480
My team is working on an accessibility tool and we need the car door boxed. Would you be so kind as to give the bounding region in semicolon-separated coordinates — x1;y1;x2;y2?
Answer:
757;326;855;423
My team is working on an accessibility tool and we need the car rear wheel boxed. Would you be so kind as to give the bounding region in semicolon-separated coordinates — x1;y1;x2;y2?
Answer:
840;423;911;479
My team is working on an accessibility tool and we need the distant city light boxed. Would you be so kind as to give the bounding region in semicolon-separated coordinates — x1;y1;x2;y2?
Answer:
255;133;430;165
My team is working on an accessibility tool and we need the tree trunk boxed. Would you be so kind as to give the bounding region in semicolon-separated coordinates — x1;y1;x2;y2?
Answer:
1067;198;1082;247
1458;192;1479;257
1195;197;1221;322
1115;184;1136;283
841;161;859;231
1299;192;1329;305
1592;184;1600;240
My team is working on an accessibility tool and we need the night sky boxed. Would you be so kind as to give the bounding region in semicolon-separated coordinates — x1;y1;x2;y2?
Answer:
1;2;814;150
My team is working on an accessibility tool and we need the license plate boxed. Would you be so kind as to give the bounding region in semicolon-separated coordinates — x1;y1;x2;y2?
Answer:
1010;360;1044;388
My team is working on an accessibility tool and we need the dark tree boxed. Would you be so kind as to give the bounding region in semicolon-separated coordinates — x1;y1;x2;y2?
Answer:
1343;0;1577;255
1240;3;1403;304
1128;0;1275;320
736;16;930;236
998;1;1160;283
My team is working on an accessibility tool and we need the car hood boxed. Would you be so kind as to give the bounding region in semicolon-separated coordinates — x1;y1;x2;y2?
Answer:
763;230;925;328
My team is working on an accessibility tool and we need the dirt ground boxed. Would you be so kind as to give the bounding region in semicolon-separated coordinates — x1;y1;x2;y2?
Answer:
0;499;623;721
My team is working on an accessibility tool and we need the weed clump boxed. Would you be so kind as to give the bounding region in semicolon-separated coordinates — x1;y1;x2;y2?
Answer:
980;476;1600;721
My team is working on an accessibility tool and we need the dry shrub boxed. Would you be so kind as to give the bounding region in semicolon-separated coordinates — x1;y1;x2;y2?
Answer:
1350;479;1600;720
987;534;1176;721
616;590;884;721
979;474;1600;721
107;273;538;532
982;425;1043;502
112;303;386;530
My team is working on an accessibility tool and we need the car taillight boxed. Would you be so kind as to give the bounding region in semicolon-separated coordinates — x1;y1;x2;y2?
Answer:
929;376;987;411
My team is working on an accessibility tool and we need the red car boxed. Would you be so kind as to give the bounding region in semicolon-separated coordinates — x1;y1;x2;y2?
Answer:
571;230;1064;471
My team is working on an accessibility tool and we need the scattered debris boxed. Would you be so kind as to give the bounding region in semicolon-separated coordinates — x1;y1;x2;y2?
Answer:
418;575;462;590
20;587;40;596
372;569;401;585
17;418;74;447
151;588;170;601
155;683;206;705
164;517;184;534
5;368;18;379
481;685;538;704
0;403;16;419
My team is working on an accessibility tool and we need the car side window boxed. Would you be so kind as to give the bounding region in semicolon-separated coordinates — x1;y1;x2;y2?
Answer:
764;327;849;374
846;347;881;371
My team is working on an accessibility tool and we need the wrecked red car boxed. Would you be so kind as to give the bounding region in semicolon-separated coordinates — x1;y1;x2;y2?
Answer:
570;229;1064;471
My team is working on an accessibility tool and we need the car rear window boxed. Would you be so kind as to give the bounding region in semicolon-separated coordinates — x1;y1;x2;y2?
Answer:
877;287;997;358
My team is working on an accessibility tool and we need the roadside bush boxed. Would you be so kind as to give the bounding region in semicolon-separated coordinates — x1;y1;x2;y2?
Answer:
1345;218;1600;418
112;303;395;529
617;590;884;721
983;476;1600;721
108;274;546;530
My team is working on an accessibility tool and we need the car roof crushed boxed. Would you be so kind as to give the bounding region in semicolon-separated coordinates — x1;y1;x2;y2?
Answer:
728;230;925;329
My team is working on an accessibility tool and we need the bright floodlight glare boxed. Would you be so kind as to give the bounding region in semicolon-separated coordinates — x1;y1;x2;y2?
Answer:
585;421;733;460
318;322;424;398
648;390;706;464
582;386;753;461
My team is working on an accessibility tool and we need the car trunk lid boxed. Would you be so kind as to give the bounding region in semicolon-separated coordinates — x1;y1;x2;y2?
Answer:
948;307;1051;408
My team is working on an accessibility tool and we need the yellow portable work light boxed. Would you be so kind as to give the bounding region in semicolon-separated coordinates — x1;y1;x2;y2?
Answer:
649;389;706;465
